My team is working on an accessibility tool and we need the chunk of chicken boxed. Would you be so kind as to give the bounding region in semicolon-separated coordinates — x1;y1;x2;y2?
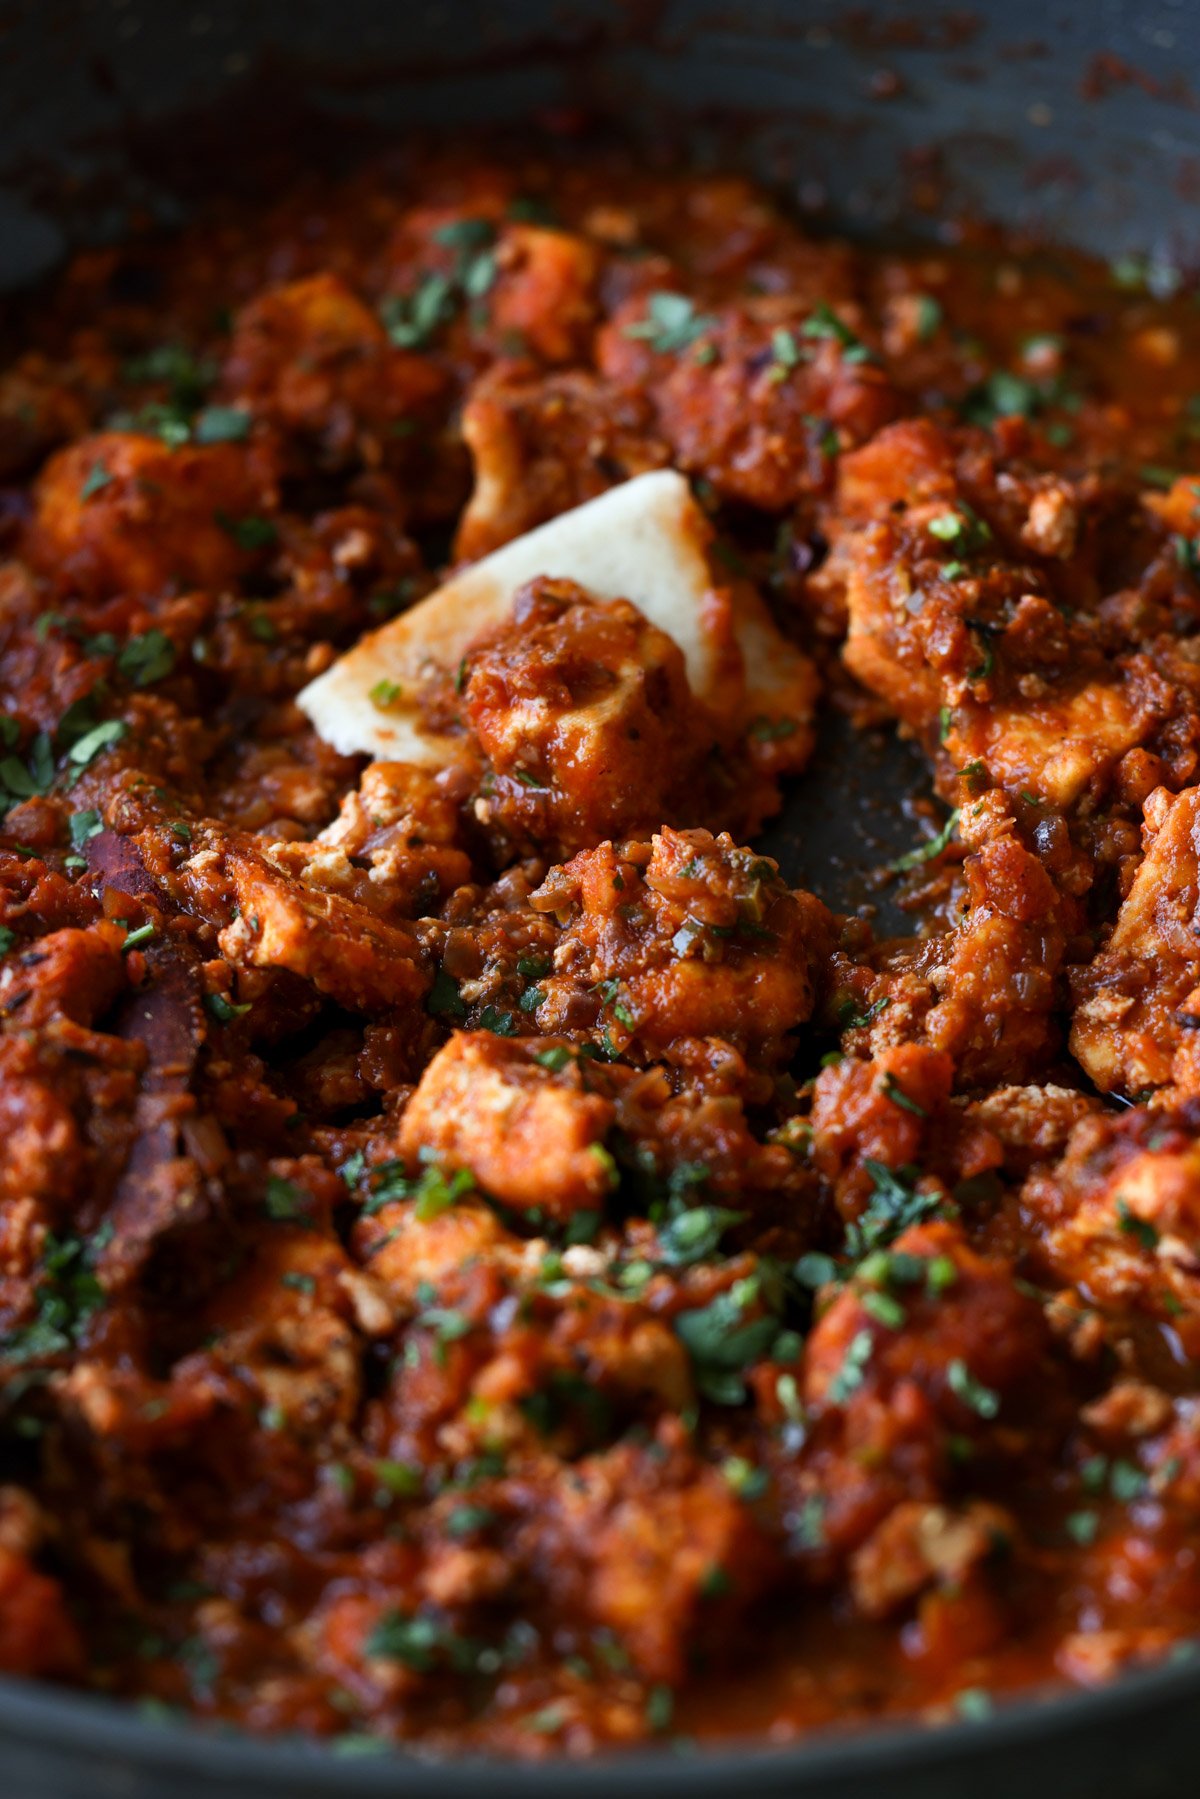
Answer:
530;826;833;1065
509;1431;777;1683
26;430;279;600
1024;1102;1200;1346
398;1031;616;1219
1071;785;1200;1098
599;296;903;510
456;370;669;561
462;576;716;855
223;271;445;462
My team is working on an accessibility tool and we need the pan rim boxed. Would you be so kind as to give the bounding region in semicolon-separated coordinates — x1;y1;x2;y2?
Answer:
1;1645;1198;1791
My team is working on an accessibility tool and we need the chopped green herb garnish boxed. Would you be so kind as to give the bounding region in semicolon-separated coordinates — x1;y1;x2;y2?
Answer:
880;1072;927;1117
381;273;456;349
770;326;803;371
117;630;176;688
66;718;127;767
1116;1197;1159;1249
264;1176;309;1223
68;809;103;850
802;301;874;363
889;808;960;874
860;1288;906;1329
477;1005;517;1036
1065;1508;1099;1546
674;1282;784;1406
216;512;278;551
80;462;112;501
828;1328;874;1403
192;404;251;445
947;1358;1000;1419
205;991;250;1024
428;968;467;1021
749;715;799;742
623;292;718;355
914;294;943;341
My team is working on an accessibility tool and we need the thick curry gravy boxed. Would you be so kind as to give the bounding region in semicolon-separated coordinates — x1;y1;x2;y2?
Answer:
2;139;1200;1757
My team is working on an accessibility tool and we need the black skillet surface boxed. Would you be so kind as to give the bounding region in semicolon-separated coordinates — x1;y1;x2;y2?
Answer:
3;1;1200;1792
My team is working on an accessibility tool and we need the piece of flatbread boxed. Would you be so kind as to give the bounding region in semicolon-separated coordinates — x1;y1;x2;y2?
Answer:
298;469;805;763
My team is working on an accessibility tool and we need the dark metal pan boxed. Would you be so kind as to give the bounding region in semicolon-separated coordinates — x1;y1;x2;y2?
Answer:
2;1;1200;1791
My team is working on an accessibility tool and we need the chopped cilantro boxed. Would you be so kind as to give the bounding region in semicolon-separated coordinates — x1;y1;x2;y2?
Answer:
847;1161;945;1259
433;217;496;252
788;1493;827;1549
914;294;943;341
947;1358;1000;1419
506;194;559;226
373;1458;422;1498
880;1071;927;1117
749;715;799;742
117;630;176;689
673;1283;783;1405
657;1200;743;1267
122;344;216;408
427;968;466;1021
802;301;874;363
0;1229;108;1363
192;404;251;444
828;1328;873;1403
721;1456;769;1500
380;273;456;349
837;994;891;1031
365;1610;479;1673
770;325;804;372
80;462;112;502
888;807;959;874
623;291;718;355
860;1288;906;1330
205;991;250;1024
413;1162;474;1224
477;1005;517;1036
66;718;127;767
926;1253;958;1294
216;512;277;551
793;1250;840;1289
1116;1197;1159;1249
263;1176;309;1224
524;1705;567;1736
1174;534;1200;578
445;1503;496;1538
